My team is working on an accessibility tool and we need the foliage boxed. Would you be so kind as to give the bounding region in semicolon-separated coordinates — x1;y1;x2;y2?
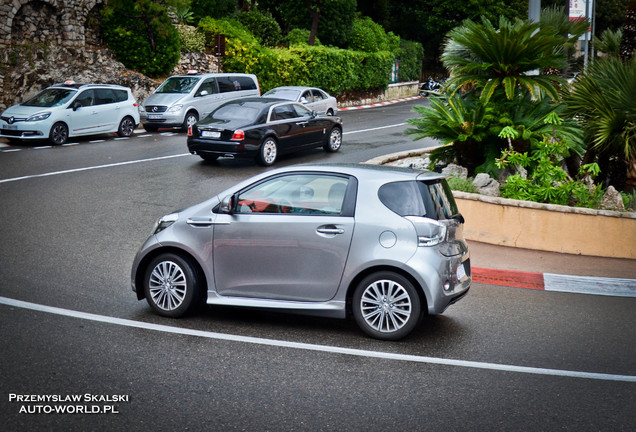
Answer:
101;0;180;77
395;39;424;82
236;9;282;48
446;176;477;193
198;16;260;71
565;57;636;162
441;16;567;103
176;24;205;53
349;16;399;53
621;190;636;210
190;0;236;22
595;28;623;58
171;6;194;25
283;28;320;46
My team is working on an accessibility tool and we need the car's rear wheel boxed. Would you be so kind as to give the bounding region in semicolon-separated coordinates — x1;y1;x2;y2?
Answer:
323;127;342;153
143;253;202;318
117;116;136;137
257;137;278;166
49;122;68;145
352;272;421;340
182;111;198;131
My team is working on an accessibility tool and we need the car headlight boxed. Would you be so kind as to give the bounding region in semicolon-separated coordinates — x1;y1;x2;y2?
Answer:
139;105;146;113
152;213;179;234
26;112;52;122
167;104;183;113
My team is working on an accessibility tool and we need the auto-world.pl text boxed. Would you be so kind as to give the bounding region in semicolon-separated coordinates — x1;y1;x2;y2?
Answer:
9;394;128;414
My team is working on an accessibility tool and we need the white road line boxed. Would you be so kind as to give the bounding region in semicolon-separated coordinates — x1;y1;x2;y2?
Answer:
1;296;634;383
0;153;190;184
344;123;406;135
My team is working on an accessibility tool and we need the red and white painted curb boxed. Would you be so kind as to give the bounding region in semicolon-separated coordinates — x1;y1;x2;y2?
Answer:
472;267;636;297
338;96;422;111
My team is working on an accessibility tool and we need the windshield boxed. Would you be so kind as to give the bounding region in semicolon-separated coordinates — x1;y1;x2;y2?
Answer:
263;89;301;101
155;77;200;94
23;88;77;107
210;104;261;123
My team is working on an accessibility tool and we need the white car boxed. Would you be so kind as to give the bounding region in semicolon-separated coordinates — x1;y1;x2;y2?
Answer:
0;82;140;145
262;86;338;116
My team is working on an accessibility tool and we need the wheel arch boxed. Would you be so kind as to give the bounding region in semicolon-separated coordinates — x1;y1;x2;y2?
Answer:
133;246;208;301
345;265;429;318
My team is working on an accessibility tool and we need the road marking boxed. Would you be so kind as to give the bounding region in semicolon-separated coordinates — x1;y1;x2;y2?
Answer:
1;296;634;383
0;153;190;184
344;123;406;135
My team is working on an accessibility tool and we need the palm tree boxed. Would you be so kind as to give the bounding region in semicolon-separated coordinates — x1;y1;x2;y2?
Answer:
595;28;623;58
441;16;568;102
565;57;636;188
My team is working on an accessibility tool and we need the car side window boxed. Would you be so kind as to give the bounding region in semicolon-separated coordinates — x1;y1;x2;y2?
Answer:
196;78;218;96
292;104;313;119
235;174;351;215
74;89;95;107
217;76;245;93
94;88;117;105
312;90;324;101
272;104;298;121
113;89;129;102
301;91;313;103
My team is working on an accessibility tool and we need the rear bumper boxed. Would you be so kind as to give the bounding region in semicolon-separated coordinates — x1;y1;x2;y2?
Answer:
187;138;259;158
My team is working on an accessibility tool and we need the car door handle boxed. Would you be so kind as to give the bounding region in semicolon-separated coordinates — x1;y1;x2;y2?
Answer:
186;217;214;227
296;121;309;127
316;225;345;235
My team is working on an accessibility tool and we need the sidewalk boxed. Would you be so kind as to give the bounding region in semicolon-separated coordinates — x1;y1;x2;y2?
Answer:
468;240;636;297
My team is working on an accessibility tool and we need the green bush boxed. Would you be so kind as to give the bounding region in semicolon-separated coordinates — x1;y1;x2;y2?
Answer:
190;0;236;22
176;25;205;53
101;0;180;77
349;16;398;52
283;28;320;46
236;10;282;47
396;39;424;81
198;17;260;73
447;176;477;193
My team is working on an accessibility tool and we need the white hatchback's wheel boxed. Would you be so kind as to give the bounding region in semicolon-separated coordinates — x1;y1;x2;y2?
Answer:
143;253;202;317
352;272;421;340
323;127;342;153
117;116;135;137
257;137;278;166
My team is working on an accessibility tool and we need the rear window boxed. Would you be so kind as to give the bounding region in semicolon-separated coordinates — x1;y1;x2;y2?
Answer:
378;180;458;220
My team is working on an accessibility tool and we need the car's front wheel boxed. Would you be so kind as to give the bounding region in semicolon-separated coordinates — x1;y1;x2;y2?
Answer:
257;137;278;166
49;122;68;145
182;111;199;131
352;272;421;340
143;253;202;318
117;116;136;137
323;127;342;153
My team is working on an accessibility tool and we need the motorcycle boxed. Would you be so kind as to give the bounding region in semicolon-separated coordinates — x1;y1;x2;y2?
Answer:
419;77;442;97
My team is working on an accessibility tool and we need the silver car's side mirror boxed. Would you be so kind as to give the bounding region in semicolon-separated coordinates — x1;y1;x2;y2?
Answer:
219;195;234;214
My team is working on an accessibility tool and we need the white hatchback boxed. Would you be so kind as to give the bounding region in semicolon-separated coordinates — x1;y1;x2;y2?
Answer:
0;82;140;145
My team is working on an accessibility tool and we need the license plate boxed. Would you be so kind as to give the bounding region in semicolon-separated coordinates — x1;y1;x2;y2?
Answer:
201;131;220;138
456;263;467;280
2;125;18;130
147;114;162;120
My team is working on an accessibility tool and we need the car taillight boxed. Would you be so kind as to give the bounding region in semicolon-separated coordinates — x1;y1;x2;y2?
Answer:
188;126;192;136
231;130;244;140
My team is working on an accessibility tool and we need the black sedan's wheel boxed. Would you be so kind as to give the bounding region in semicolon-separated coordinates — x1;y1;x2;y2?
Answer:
323;127;342;153
143;253;202;318
257;137;278;166
182;111;199;131
352;272;421;340
49;122;68;145
117;116;136;137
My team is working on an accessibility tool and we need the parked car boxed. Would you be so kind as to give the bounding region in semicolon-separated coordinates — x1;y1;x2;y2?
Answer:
262;86;338;116
0;81;140;145
187;97;343;166
130;163;471;340
140;71;260;132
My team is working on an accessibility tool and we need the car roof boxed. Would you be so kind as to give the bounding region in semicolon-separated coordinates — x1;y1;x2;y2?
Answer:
265;163;447;182
170;72;256;79
266;86;317;92
48;83;130;90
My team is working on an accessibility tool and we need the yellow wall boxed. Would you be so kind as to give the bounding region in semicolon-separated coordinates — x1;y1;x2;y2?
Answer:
455;193;636;259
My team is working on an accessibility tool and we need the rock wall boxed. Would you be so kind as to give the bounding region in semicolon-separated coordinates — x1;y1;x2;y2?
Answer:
0;0;220;110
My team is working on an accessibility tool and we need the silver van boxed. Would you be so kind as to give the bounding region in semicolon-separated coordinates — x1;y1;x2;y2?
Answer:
139;72;260;132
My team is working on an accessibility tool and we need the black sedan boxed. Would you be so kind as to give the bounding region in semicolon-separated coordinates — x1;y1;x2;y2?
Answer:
187;97;343;166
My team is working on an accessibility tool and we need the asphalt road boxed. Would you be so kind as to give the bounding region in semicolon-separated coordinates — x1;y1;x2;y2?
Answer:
1;100;634;431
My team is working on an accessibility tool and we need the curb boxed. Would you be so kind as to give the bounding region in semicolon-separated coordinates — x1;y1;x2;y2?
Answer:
472;267;636;298
338;96;422;111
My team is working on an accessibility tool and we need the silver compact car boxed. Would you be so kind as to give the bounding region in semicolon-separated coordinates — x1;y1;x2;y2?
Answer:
262;86;338;116
131;164;471;340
